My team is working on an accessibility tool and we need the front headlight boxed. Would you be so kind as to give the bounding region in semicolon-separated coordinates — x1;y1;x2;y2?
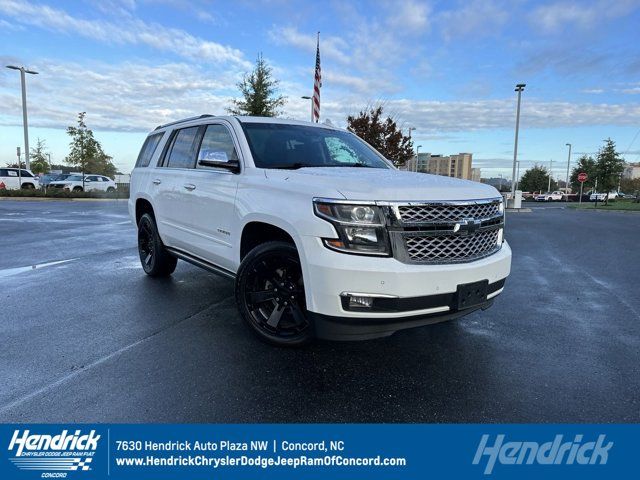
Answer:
313;199;390;256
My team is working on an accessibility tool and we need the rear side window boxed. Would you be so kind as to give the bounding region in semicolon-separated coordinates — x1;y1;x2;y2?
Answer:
164;127;200;169
135;133;163;168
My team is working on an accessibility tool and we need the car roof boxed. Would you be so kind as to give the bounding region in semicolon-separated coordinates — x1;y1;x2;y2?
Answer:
153;114;342;133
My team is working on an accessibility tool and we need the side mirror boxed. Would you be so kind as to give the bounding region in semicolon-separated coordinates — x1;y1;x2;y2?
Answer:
198;159;240;172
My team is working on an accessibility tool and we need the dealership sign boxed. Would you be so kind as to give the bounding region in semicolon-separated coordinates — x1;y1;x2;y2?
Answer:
0;424;634;479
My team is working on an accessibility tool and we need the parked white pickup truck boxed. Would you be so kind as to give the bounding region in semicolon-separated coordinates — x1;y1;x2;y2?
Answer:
129;115;511;346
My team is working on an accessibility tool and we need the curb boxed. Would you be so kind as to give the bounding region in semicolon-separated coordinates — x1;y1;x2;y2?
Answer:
567;206;640;214
0;197;128;202
506;208;532;213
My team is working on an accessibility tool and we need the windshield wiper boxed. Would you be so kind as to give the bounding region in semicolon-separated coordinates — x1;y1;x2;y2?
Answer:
270;163;318;170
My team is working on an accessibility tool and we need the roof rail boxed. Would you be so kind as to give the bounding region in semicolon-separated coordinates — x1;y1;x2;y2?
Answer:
154;114;215;130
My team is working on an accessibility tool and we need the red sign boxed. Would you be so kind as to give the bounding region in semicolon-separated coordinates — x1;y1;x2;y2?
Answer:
578;172;588;183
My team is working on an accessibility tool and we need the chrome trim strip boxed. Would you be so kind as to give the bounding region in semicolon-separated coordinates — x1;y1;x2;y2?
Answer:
340;292;399;299
487;287;504;300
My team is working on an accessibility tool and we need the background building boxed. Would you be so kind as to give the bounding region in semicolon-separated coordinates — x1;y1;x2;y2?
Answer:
414;152;474;180
623;162;640;179
471;167;481;182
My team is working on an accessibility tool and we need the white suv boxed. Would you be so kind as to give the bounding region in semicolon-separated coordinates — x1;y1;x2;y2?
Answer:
0;168;39;189
49;174;117;192
129;115;511;346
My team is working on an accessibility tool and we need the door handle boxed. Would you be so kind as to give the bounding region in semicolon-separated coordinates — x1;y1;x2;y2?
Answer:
183;183;196;191
152;179;161;185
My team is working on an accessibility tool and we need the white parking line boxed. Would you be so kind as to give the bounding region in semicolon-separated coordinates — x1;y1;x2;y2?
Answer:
0;258;77;278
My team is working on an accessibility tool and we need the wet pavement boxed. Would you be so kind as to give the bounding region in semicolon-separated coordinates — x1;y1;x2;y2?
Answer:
0;200;638;422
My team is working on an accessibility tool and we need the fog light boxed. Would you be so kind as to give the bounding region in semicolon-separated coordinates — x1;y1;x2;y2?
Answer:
348;295;374;309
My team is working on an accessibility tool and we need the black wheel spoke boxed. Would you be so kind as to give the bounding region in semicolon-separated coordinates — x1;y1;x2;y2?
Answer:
248;290;275;304
266;305;285;328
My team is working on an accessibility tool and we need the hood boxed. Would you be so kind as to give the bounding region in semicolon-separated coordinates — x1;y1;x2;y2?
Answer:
264;167;499;201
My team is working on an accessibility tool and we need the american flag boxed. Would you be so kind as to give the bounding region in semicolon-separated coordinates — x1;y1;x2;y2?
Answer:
312;32;321;122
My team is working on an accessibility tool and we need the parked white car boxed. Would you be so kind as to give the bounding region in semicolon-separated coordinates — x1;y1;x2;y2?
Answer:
534;191;564;201
129;115;511;346
0;167;40;189
589;191;619;202
49;174;117;192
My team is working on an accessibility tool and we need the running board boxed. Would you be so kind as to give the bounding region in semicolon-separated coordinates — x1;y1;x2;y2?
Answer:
166;248;236;280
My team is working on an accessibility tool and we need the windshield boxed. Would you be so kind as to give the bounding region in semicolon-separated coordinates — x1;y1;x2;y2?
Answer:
66;175;84;181
240;123;392;169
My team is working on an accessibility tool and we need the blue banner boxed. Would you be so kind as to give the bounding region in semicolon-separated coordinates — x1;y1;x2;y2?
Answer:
0;424;633;479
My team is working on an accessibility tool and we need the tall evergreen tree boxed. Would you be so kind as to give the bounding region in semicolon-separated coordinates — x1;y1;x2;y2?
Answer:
65;112;117;178
346;106;414;166
227;54;286;117
30;138;50;174
595;138;625;205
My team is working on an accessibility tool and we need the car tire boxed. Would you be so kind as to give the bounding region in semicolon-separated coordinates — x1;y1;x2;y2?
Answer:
107;187;115;192
137;213;177;277
235;241;312;347
72;186;83;192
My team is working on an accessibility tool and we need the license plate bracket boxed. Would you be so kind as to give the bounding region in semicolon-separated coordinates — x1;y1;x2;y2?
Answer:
456;280;489;310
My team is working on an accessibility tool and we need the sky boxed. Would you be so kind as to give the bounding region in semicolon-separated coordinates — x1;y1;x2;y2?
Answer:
1;0;640;179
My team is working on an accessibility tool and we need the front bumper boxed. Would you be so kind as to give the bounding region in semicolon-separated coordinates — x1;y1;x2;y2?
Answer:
299;236;511;339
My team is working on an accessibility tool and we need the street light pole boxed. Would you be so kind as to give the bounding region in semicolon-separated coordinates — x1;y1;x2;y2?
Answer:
301;96;312;122
415;145;423;172
511;84;526;200
6;65;39;170
548;159;553;192
565;143;572;193
515;160;521;191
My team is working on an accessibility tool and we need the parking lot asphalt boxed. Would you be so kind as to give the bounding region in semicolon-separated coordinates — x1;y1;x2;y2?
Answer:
1;200;639;423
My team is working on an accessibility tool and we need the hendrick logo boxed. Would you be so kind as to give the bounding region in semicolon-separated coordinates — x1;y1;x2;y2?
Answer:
8;429;100;476
473;434;613;475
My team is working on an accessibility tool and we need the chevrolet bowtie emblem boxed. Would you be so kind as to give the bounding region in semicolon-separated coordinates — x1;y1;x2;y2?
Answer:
453;218;481;235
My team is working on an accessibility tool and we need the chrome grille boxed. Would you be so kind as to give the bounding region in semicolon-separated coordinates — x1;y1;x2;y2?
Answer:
403;230;500;263
397;202;500;223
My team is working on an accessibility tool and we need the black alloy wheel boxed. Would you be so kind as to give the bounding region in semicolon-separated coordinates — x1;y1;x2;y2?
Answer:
137;213;177;277
235;241;311;346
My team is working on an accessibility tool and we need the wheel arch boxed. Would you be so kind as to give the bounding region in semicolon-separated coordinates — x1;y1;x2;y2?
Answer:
135;197;155;225
240;221;297;260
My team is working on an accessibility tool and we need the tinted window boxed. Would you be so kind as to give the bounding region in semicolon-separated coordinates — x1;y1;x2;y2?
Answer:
241;123;390;169
20;170;33;177
197;124;238;168
0;169;6;176
165;127;200;169
136;133;163;168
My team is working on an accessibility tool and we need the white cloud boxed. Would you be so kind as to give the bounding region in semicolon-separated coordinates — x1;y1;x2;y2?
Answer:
581;88;605;94
387;0;431;32
0;0;249;67
2;57;639;135
437;1;509;40
268;27;350;64
530;0;640;32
